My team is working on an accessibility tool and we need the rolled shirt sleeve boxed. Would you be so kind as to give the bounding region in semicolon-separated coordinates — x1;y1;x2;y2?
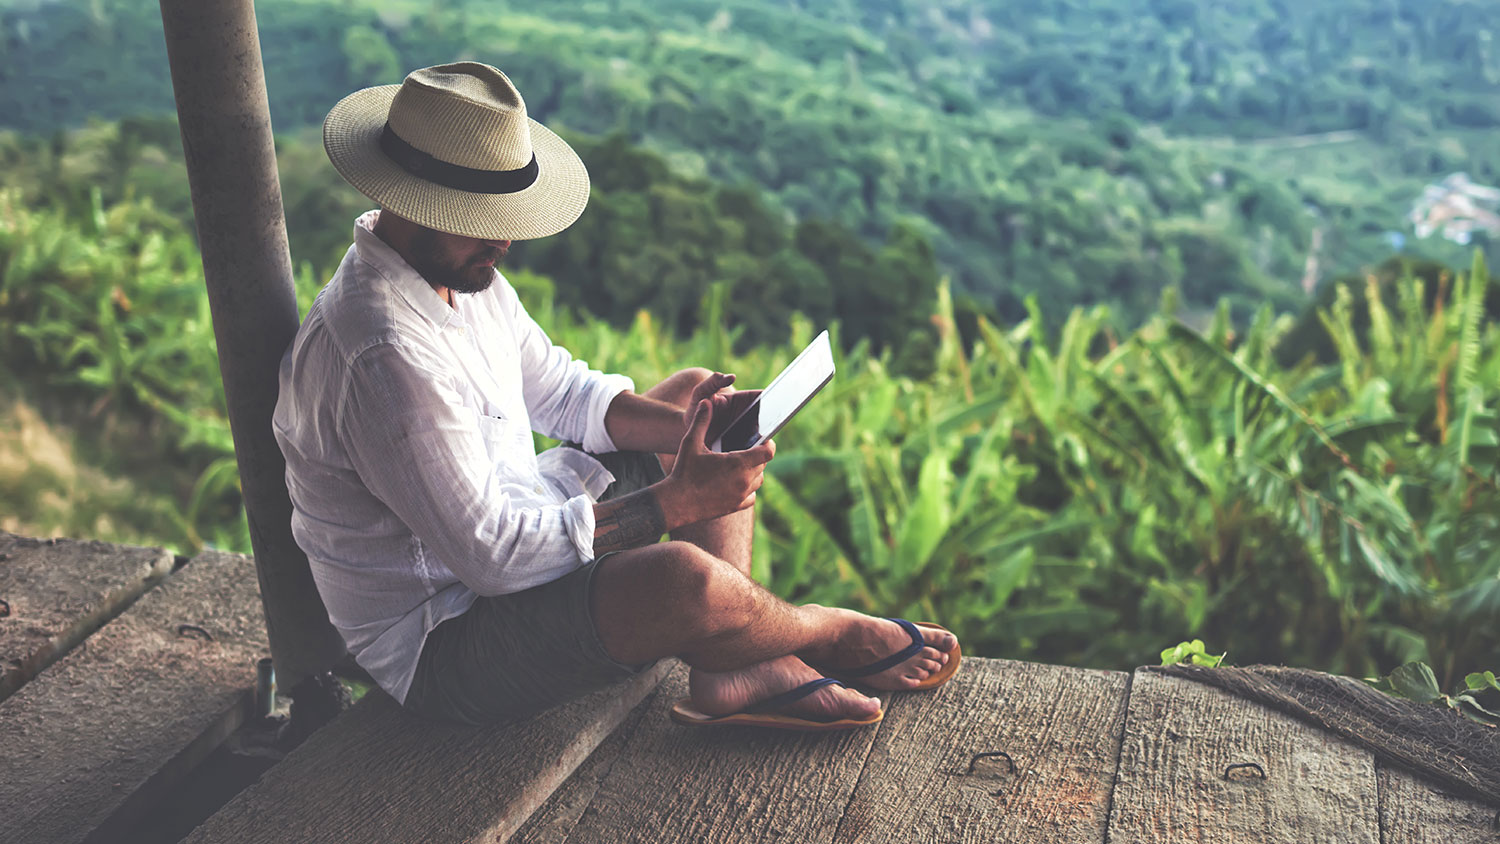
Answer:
339;340;600;594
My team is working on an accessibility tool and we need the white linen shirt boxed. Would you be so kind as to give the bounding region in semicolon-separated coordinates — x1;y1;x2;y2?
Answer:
272;211;633;703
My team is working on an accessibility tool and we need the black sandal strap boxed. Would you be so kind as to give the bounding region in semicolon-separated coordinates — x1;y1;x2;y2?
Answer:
742;677;843;714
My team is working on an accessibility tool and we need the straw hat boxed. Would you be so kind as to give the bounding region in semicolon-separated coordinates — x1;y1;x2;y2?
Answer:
323;62;589;240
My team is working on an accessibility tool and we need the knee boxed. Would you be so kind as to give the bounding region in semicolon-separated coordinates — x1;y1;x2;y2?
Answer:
648;367;713;409
650;541;752;637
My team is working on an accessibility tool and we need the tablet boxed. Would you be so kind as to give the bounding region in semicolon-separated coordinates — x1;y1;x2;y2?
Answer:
710;330;835;452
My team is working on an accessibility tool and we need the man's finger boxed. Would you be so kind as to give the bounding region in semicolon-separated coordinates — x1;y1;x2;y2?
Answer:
685;398;713;447
742;440;775;466
703;371;734;393
690;372;732;403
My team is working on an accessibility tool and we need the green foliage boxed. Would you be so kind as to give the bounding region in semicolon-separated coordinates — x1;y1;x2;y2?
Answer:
341;24;402;88
560;249;1500;680
0;182;308;551
23;0;1497;330
1160;640;1226;668
1;130;1498;684
0;394;195;547
1276;256;1500;367
1368;661;1444;702
509;132;938;359
1367;661;1500;727
3;119;939;370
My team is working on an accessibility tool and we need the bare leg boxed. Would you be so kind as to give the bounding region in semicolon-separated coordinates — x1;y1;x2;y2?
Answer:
616;370;952;720
590;542;957;720
642;368;752;574
641;370;784;713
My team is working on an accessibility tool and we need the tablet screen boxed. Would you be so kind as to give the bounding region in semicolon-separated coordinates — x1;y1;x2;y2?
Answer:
715;331;834;451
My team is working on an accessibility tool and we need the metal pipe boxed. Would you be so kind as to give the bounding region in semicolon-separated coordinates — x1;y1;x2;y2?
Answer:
255;657;277;718
157;0;346;692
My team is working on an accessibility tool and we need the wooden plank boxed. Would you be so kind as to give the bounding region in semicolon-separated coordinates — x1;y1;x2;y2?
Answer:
0;531;175;702
184;660;673;844
1106;669;1380;843
557;663;881;844
833;658;1128;843
1378;763;1498;843
0;549;269;844
1154;663;1500;807
512;680;667;844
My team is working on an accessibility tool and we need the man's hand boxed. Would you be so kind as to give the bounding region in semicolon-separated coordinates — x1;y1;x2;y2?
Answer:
594;385;775;554
658;398;775;527
683;372;761;447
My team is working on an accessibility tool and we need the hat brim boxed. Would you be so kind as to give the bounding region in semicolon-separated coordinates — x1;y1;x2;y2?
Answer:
323;84;589;241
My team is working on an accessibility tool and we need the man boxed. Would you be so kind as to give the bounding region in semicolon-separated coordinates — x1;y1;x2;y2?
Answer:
273;62;959;730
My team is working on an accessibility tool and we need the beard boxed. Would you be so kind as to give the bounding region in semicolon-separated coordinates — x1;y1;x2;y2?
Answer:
408;228;507;295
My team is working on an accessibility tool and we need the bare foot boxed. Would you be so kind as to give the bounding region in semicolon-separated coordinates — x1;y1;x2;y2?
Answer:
807;612;958;691
689;655;881;722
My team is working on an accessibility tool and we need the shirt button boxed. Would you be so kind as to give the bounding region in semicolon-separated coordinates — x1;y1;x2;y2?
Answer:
533;484;544;494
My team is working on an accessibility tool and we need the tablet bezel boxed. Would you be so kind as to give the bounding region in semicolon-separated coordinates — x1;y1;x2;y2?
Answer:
709;330;835;452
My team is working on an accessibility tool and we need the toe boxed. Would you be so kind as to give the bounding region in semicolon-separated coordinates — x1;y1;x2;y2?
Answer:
850;693;881;719
926;630;957;653
823;685;881;719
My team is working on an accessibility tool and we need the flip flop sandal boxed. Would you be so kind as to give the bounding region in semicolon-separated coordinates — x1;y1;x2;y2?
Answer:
670;677;883;731
823;619;961;691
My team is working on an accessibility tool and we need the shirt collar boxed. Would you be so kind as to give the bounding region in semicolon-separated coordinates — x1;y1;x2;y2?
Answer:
351;210;459;329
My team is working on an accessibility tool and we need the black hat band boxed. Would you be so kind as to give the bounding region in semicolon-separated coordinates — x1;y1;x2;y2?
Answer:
379;123;539;194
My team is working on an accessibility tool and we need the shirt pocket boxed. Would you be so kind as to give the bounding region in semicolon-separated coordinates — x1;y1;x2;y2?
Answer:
475;413;553;498
475;413;523;463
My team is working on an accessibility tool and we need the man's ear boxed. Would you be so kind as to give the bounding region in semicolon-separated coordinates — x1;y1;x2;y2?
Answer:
371;207;416;250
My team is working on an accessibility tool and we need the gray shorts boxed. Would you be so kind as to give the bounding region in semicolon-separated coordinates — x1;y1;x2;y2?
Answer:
403;446;665;726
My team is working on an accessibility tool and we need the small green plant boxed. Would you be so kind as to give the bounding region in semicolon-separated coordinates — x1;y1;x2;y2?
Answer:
1365;662;1500;727
1160;639;1227;668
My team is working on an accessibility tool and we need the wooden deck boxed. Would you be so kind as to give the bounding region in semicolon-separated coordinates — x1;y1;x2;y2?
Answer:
521;663;1495;844
1;533;270;844
3;531;1496;843
188;662;1496;843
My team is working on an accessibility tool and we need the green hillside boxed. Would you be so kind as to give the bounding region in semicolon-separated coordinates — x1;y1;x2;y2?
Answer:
4;0;1494;330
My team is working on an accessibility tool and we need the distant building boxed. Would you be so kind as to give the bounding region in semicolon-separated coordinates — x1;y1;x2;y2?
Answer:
1409;172;1500;246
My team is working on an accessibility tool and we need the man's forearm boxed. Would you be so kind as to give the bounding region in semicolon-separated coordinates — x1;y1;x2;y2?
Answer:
592;487;670;555
592;392;771;555
591;475;715;554
602;391;685;455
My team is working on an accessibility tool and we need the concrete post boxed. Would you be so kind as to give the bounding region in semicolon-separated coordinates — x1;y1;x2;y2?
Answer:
157;0;347;694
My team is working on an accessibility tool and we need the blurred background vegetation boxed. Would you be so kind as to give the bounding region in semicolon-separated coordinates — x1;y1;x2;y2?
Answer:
1;0;1497;685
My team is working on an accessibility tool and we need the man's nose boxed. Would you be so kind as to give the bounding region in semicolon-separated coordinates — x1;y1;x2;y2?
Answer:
483;239;512;250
